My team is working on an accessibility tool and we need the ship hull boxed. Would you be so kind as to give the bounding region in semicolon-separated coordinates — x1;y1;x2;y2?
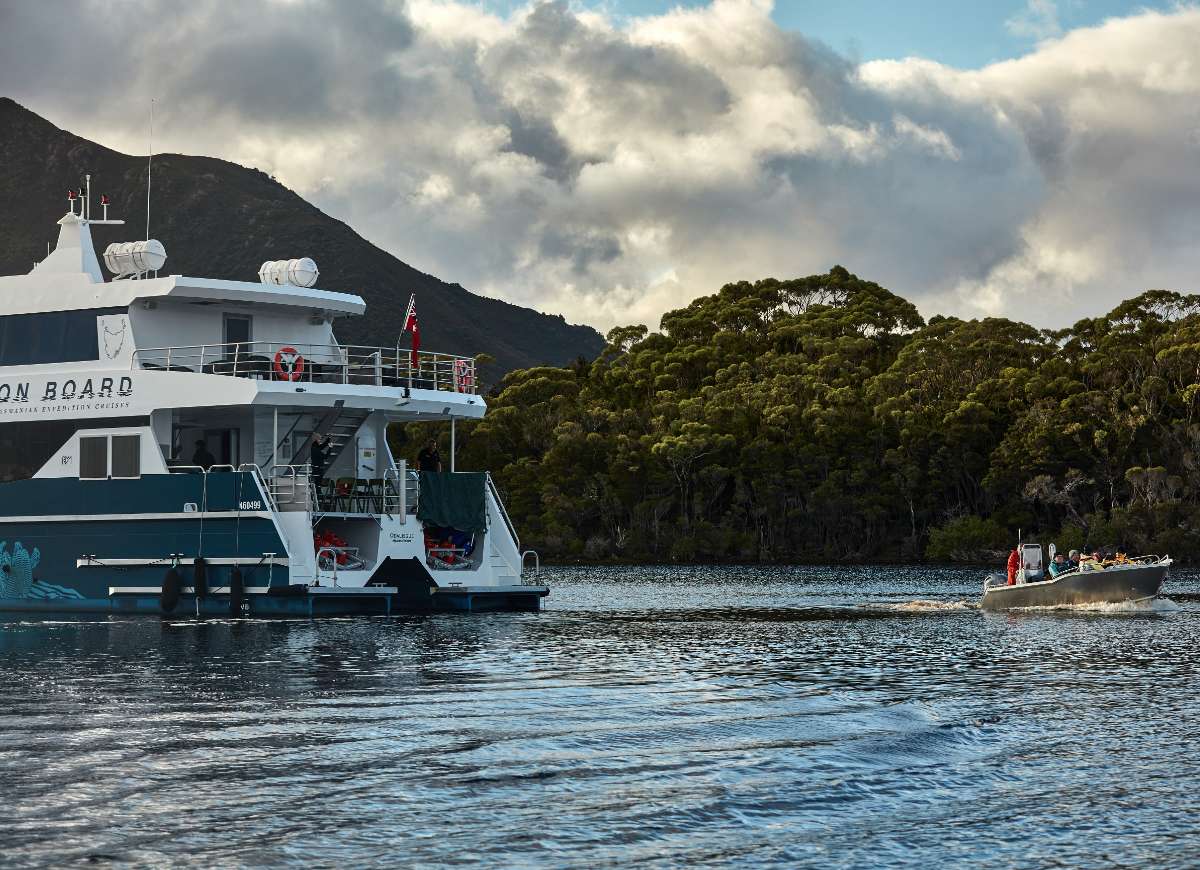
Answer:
0;475;546;617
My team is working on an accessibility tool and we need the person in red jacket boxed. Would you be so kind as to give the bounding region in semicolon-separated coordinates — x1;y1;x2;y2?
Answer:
1006;548;1021;585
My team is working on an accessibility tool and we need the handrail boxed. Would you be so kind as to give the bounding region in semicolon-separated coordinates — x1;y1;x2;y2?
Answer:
315;546;341;587
385;465;403;521
486;472;520;552
239;463;276;512
131;340;477;394
269;464;313;509
521;550;540;582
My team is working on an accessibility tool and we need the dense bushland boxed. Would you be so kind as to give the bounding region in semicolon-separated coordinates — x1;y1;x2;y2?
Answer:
393;268;1200;563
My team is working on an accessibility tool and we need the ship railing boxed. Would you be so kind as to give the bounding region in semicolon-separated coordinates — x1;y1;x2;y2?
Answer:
270;464;313;511
315;546;342;587
384;463;417;521
132;341;477;394
313;475;404;518
487;472;520;553
521;550;541;585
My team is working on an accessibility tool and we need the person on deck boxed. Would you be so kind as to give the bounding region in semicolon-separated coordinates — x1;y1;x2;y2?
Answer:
192;440;216;470
1006;548;1020;586
1068;549;1081;570
1048;552;1071;577
417;439;442;472
310;433;328;483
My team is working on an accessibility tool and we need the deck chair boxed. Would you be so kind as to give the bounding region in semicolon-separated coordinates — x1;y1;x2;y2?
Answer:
334;477;356;512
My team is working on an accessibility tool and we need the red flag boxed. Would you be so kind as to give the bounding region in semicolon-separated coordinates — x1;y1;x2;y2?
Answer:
403;294;420;366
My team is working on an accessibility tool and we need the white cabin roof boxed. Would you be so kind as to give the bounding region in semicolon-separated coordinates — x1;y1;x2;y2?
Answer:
0;211;366;318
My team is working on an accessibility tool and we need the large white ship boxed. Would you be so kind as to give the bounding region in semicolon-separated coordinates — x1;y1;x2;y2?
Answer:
0;185;546;616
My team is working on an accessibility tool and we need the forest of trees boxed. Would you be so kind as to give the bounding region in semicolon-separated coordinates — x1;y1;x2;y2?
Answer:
393;267;1200;564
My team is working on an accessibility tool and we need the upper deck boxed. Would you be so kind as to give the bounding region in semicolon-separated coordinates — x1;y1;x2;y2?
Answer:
0;207;483;416
133;340;476;394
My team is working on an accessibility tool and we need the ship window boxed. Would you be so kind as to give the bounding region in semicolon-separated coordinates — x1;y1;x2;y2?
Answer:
111;435;141;479
0;308;123;366
223;314;252;355
0;418;150;482
80;437;107;479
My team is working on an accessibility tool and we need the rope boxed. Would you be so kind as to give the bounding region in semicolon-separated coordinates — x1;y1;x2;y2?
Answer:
234;471;243;563
80;554;178;573
197;471;207;558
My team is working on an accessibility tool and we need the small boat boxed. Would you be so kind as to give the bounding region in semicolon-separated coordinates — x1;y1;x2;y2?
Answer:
981;542;1170;610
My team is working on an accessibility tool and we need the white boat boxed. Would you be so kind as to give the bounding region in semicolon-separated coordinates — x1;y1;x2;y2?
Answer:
0;185;546;616
981;542;1168;610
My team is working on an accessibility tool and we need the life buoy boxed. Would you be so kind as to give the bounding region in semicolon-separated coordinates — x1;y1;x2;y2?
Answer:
273;346;305;381
161;568;183;614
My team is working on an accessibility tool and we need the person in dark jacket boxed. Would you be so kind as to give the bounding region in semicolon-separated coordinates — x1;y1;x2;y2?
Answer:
192;440;216;470
310;433;328;482
417;439;442;472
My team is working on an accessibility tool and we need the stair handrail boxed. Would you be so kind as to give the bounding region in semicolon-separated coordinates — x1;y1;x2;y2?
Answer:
521;550;540;582
486;472;520;553
384;462;413;522
269;464;312;508
315;546;341;587
239;463;276;512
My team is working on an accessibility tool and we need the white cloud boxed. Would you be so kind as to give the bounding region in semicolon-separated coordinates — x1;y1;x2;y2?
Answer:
1006;0;1063;41
4;0;1200;334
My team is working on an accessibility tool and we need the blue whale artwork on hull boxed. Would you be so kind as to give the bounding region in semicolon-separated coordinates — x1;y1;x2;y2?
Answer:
0;542;84;601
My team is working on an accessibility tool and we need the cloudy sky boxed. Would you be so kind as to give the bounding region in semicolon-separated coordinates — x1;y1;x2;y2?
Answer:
3;0;1199;333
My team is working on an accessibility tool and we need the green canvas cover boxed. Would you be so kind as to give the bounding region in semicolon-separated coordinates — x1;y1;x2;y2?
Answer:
417;472;488;533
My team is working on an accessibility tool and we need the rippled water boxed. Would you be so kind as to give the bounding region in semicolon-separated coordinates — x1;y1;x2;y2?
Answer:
2;565;1198;867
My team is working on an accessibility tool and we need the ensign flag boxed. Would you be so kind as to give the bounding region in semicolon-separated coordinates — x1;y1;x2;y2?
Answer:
403;294;420;366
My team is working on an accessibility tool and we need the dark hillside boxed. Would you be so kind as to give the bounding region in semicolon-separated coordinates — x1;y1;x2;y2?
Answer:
0;98;603;377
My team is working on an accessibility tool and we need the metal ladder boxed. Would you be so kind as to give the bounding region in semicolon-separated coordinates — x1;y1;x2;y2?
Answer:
290;403;371;469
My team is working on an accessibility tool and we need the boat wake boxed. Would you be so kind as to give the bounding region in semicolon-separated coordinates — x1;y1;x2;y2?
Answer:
873;599;976;612
1007;597;1180;614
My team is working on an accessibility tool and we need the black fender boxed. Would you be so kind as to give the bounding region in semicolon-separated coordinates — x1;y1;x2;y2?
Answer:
193;557;208;600
228;567;245;616
160;568;183;614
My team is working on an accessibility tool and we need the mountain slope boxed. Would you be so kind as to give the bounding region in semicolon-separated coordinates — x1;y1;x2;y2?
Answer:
0;98;604;377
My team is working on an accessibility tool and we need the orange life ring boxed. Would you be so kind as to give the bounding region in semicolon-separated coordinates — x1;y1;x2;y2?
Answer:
273;347;305;381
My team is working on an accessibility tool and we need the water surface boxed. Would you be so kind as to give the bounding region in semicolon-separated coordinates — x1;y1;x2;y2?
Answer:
1;565;1196;867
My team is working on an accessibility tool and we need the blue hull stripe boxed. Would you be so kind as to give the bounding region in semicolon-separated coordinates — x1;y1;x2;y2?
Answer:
0;474;291;609
0;473;268;516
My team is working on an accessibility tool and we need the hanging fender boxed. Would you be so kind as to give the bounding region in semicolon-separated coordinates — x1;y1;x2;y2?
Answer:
160;568;183;614
193;556;208;600
228;566;245;616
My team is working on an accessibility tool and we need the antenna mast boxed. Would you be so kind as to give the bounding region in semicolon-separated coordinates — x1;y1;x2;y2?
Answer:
146;99;154;240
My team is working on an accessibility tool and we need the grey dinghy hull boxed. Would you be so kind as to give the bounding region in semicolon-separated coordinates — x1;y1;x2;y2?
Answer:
981;564;1167;610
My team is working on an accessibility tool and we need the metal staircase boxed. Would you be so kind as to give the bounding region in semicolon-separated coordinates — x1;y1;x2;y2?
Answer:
289;401;371;470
